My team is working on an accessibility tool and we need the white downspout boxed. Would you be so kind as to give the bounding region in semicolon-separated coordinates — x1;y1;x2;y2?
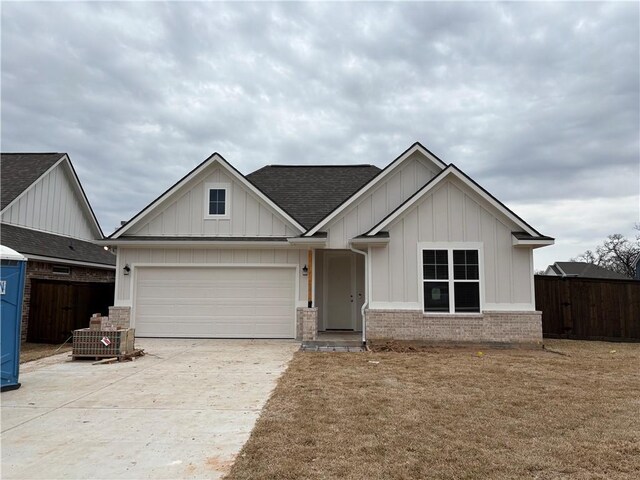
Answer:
349;243;368;344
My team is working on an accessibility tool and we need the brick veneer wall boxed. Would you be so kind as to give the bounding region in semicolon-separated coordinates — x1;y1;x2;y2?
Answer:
365;309;542;344
108;306;131;329
296;307;318;341
21;261;115;342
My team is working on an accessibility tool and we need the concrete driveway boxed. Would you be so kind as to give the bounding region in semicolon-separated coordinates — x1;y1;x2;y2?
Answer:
1;339;298;480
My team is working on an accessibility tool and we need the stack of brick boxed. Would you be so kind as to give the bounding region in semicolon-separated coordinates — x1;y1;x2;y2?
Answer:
89;313;115;331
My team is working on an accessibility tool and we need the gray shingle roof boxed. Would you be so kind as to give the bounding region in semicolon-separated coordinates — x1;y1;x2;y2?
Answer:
1;223;116;266
1;153;65;209
247;165;381;229
552;262;630;280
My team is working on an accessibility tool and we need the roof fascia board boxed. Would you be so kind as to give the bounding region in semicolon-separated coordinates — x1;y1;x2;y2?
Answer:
23;253;116;269
303;142;447;237
349;237;390;247
0;154;65;215
554;263;568;276
287;237;328;247
512;237;555;248
368;165;540;237
111;153;305;239
59;156;105;238
98;239;292;248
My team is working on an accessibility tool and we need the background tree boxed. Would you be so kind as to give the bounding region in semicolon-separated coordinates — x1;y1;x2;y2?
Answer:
572;225;640;278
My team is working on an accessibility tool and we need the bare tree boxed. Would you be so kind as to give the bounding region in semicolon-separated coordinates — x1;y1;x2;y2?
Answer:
573;225;640;278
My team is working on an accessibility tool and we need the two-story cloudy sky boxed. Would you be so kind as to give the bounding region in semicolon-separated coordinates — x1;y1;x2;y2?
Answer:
1;2;638;269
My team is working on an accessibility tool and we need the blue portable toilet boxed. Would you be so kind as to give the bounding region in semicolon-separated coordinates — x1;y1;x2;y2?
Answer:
1;245;27;391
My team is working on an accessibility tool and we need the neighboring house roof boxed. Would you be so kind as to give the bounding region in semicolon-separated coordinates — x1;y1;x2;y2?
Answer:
1;223;116;267
546;261;630;280
1;152;104;238
1;153;65;209
247;165;381;229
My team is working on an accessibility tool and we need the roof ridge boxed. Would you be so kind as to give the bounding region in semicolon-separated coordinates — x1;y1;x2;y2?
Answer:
1;152;64;155
258;164;378;168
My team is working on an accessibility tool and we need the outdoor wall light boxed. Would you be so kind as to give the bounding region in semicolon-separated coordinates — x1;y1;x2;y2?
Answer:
123;264;131;276
302;264;308;276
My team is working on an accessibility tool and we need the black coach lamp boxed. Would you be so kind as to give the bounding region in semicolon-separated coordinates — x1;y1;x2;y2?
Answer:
123;264;131;275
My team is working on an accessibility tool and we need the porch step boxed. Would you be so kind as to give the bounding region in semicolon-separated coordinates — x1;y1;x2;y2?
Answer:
301;340;366;352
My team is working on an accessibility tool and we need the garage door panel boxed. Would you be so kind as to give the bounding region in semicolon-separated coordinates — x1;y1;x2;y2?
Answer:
134;267;296;338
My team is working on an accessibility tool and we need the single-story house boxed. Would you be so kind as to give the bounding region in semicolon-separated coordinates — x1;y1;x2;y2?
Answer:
101;142;554;344
1;153;116;343
543;261;630;280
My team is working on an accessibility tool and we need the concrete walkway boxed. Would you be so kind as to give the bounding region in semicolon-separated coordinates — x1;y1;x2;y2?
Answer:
1;339;298;480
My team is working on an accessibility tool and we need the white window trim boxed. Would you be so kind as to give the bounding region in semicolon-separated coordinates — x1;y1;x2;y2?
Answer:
417;242;485;315
204;183;230;219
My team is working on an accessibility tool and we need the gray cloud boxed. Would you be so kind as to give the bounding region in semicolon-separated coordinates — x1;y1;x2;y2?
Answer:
2;1;638;269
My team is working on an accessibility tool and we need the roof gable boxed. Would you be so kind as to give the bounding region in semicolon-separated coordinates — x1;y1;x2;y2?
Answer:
111;153;306;239
1;153;65;209
303;142;447;236
1;153;104;239
366;164;547;239
247;165;381;229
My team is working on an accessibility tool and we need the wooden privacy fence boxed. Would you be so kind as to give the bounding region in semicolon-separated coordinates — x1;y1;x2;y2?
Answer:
534;275;640;341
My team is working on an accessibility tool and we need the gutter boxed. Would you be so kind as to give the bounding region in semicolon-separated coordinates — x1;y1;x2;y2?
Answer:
349;243;368;345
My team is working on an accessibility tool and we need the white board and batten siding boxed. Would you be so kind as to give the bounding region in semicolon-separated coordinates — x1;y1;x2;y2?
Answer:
134;265;296;338
370;177;535;311
128;165;299;237
326;152;440;249
1;162;96;241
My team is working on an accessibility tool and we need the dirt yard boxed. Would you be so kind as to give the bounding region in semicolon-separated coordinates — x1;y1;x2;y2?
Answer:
20;342;72;363
227;340;640;480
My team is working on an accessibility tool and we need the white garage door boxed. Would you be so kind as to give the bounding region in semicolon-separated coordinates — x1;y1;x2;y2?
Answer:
133;266;296;338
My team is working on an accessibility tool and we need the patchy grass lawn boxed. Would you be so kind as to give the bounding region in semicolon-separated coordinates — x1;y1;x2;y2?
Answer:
20;342;72;363
227;340;640;480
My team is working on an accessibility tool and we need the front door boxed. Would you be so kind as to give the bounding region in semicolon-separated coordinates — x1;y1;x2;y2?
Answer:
324;252;355;330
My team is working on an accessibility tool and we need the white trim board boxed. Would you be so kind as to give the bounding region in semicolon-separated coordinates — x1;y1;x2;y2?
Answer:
111;153;305;239
23;254;116;270
304;143;447;237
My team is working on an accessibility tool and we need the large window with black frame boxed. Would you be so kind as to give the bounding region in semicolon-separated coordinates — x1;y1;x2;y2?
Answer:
422;248;480;313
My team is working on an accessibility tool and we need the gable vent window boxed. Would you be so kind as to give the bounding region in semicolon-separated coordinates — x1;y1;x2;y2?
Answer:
204;183;230;219
52;265;71;275
422;247;481;313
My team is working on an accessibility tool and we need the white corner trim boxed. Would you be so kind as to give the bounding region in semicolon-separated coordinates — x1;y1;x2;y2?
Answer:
304;143;446;237
369;166;539;237
203;182;231;219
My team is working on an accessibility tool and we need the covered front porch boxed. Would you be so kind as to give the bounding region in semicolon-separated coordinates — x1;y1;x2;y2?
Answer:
296;248;366;344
